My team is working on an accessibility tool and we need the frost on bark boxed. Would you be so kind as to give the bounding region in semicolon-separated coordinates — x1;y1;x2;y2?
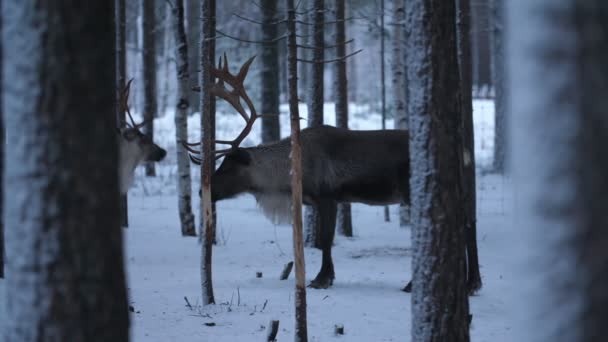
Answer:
286;2;309;340
260;0;281;143
304;0;325;249
334;0;353;237
491;0;507;173
391;0;410;227
2;1;129;340
199;0;215;305
456;0;481;293
116;0;129;228
405;0;471;340
186;0;200;114
172;0;196;237
142;0;157;177
510;1;608;341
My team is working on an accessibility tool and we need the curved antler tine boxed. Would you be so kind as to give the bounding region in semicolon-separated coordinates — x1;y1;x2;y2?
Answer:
237;56;256;83
189;154;202;165
222;52;229;73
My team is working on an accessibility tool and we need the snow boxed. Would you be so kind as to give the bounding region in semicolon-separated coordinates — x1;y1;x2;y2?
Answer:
0;100;526;341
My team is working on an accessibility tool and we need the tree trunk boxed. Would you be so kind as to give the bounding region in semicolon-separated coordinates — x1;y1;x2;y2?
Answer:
509;1;608;341
334;0;353;237
491;0;506;173
0;0;3;279
471;0;492;91
172;0;196;237
187;0;201;114
260;0;281;143
209;0;217;245
456;0;481;294
379;0;391;223
391;0;410;227
405;0;471;340
200;0;215;305
2;2;129;340
116;0;129;228
142;0;157;176
286;2;309;341
304;0;325;249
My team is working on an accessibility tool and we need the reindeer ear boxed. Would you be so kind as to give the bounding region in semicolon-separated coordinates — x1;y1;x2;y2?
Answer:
231;148;251;165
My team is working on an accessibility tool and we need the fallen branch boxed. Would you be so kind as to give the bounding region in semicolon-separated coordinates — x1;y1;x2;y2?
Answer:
267;320;280;341
280;261;294;280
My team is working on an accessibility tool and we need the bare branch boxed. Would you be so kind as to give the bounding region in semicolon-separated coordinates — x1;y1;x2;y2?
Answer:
232;12;285;26
216;29;287;45
296;38;354;50
297;49;363;64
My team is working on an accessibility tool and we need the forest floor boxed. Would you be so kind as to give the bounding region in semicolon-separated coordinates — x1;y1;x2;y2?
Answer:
1;100;526;341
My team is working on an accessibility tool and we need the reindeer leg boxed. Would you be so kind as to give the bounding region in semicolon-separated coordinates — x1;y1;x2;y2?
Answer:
309;199;337;289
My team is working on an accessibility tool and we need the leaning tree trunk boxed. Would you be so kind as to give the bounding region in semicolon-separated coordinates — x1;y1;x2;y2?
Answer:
391;0;409;227
405;0;471;340
334;0;353;237
187;0;200;115
172;0;196;237
286;2;309;341
260;0;281;143
199;0;215;305
116;0;129;228
142;0;157;176
456;0;481;294
304;0;325;249
491;0;506;173
2;2;129;340
509;1;608;341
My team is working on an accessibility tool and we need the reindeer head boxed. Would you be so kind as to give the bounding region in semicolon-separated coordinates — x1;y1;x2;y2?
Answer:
117;79;167;193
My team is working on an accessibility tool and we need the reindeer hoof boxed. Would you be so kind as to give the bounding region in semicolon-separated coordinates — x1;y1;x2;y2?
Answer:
402;281;412;293
308;276;334;289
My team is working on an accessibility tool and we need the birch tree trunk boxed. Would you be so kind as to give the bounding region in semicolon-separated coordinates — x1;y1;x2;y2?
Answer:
334;0;353;237
142;0;157;176
116;0;129;228
405;0;471;340
260;0;281;143
491;0;506;173
2;2;129;340
509;1;608;341
172;0;196;237
199;0;215;305
304;0;325;249
286;2;309;340
187;0;200;114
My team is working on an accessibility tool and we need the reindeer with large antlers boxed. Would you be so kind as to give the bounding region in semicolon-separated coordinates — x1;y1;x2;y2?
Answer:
184;55;481;293
117;80;167;194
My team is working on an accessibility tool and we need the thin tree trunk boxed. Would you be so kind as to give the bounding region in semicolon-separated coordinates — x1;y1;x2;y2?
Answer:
143;0;157;176
200;0;215;305
209;0;217;245
260;0;281;143
160;3;173;118
116;0;129;228
172;0;196;237
471;0;492;91
491;0;506;173
286;2;308;341
304;0;325;249
405;0;471;340
0;0;3;279
510;1;608;341
380;0;390;223
187;0;200;114
334;0;353;237
392;0;409;227
2;2;129;340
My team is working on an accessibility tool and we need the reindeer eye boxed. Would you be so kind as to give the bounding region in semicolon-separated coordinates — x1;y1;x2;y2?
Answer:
122;130;138;141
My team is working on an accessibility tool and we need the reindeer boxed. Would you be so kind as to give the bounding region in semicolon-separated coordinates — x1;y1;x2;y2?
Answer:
117;80;167;194
184;56;481;293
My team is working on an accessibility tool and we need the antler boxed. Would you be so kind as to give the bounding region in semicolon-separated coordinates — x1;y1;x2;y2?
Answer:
183;54;259;162
118;78;148;130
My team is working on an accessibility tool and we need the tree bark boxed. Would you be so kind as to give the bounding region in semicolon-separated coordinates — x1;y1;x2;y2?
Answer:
491;0;506;173
471;0;492;91
334;0;353;237
304;0;325;249
380;0;391;223
142;0;157;176
0;0;3;279
187;0;201;114
405;0;471;340
2;1;129;340
286;2;309;340
260;0;281;143
509;1;608;341
200;0;215;305
116;0;129;228
172;0;196;237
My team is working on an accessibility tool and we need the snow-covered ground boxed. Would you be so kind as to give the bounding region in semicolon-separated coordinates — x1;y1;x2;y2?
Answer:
1;100;525;341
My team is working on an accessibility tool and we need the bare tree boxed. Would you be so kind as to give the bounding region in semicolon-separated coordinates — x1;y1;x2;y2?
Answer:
491;0;506;173
334;0;353;237
509;1;608;341
2;1;129;340
187;0;201;114
200;0;216;305
405;0;471;340
304;0;325;249
116;0;129;227
260;0;281;143
286;1;309;340
171;0;196;236
142;0;157;176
